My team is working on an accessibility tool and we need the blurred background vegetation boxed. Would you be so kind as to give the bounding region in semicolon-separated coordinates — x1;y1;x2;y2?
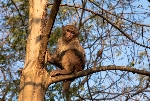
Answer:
0;0;150;100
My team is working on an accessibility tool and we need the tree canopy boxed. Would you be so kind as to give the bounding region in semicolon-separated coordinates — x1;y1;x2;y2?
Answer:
0;0;150;100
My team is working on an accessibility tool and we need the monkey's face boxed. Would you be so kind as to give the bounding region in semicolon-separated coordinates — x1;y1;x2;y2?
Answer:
65;29;76;42
62;25;79;42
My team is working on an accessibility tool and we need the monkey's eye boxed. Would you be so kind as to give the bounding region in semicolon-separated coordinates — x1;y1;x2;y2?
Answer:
67;29;75;35
71;31;75;35
66;29;70;32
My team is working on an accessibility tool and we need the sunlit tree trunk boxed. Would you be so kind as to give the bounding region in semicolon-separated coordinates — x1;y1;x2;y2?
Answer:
18;0;62;100
18;0;49;101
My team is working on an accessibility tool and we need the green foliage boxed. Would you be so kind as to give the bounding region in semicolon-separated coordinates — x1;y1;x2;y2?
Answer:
0;0;29;100
48;27;61;50
45;82;63;101
1;0;150;100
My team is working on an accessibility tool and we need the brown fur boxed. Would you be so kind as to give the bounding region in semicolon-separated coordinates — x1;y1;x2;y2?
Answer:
47;25;86;98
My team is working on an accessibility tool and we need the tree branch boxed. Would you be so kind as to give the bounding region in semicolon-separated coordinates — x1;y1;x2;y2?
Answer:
10;0;28;34
39;0;62;63
48;65;150;84
47;3;150;49
89;0;150;27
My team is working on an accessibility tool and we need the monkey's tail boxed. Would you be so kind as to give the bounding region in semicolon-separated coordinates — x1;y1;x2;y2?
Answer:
63;80;73;101
62;80;72;95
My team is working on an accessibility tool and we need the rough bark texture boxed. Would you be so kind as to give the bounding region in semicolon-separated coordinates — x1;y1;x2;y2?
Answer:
18;0;62;101
18;0;48;100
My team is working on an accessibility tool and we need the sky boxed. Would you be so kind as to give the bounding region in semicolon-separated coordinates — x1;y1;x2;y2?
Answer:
0;0;150;100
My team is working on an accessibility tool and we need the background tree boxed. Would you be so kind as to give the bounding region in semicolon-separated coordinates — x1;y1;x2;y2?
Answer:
0;0;150;101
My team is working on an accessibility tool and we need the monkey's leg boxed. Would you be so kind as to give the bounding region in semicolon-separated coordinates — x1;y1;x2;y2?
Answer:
50;53;74;76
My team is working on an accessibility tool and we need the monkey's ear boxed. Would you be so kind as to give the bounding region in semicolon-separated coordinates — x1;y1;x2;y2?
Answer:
75;29;80;36
62;25;65;29
62;25;66;36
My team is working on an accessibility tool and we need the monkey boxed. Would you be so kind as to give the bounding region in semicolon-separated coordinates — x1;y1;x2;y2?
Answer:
47;25;86;97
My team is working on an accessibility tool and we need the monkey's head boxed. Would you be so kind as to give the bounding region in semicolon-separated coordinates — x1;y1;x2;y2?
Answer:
62;25;79;42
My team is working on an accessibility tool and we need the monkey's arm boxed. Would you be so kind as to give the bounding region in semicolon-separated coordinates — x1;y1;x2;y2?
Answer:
49;51;74;77
50;49;84;77
47;51;61;67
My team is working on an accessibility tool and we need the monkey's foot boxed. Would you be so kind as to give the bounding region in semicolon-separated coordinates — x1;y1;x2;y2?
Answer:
50;70;61;77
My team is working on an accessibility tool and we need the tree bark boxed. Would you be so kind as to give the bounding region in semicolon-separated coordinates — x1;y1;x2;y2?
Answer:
18;0;61;101
18;0;48;100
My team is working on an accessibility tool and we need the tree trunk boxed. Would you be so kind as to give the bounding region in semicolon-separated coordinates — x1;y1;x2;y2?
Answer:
18;0;49;101
18;0;62;100
18;63;50;101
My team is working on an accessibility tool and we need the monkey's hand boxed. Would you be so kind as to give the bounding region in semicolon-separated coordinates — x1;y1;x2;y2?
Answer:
50;69;73;77
50;70;62;77
46;51;51;61
44;50;51;63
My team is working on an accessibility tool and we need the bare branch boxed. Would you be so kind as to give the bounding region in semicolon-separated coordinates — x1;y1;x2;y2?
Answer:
48;65;150;84
47;3;150;49
39;0;62;63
